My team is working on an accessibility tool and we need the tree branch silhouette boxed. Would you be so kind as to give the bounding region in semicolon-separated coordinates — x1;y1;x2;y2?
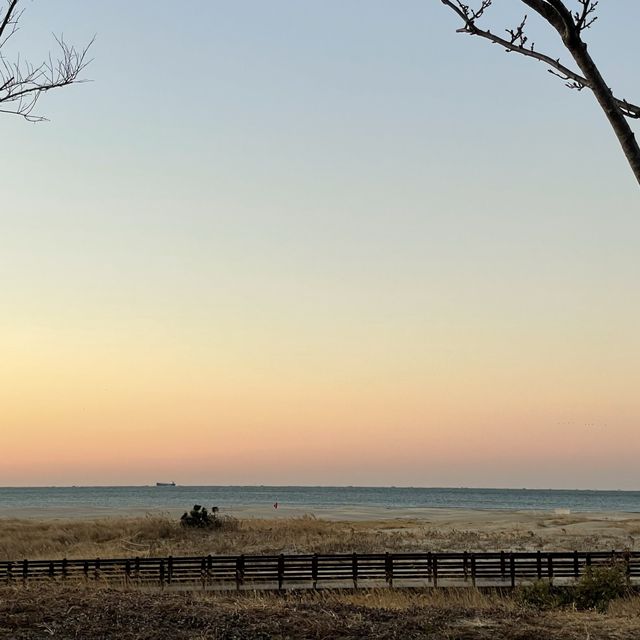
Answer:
0;0;93;122
441;0;640;187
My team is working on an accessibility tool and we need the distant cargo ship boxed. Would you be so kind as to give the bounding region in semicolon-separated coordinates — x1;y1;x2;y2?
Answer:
156;481;176;487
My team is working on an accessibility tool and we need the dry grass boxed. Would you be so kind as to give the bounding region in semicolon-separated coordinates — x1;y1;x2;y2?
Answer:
0;515;521;560
3;515;640;637
1;513;638;561
2;584;640;639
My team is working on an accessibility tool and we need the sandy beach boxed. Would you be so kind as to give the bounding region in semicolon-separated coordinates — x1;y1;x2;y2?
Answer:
3;502;640;523
2;505;639;558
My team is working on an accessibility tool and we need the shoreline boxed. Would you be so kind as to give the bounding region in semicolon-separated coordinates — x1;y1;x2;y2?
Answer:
1;484;637;490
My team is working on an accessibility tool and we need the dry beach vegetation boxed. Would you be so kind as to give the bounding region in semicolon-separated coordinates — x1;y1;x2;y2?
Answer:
3;583;640;639
3;512;640;638
1;510;640;560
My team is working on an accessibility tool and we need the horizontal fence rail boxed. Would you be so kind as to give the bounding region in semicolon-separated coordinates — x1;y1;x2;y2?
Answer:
1;551;638;591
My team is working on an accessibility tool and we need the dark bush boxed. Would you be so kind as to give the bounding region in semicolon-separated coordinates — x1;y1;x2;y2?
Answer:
516;580;564;610
517;563;630;613
180;505;239;531
180;505;220;529
573;564;629;612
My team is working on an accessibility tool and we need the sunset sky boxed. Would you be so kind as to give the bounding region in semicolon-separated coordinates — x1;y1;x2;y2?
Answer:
1;1;639;489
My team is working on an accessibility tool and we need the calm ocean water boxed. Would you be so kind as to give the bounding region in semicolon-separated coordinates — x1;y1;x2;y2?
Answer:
0;486;639;514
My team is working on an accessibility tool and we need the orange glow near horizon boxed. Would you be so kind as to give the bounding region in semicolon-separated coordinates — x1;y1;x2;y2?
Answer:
2;300;639;488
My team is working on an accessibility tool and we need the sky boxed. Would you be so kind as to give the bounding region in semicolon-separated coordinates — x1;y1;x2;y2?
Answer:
1;1;639;489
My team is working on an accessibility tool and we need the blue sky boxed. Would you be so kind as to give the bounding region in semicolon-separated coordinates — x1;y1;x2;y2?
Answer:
2;1;639;488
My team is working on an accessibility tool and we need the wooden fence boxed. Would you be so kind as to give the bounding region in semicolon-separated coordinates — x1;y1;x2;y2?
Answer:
1;551;638;591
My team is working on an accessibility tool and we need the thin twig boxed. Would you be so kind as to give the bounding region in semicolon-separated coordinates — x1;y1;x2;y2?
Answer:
0;0;93;121
440;0;640;119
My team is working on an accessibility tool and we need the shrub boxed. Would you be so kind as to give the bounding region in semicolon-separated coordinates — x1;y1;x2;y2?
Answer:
518;563;630;613
573;564;629;612
180;505;220;529
179;505;239;531
516;580;564;610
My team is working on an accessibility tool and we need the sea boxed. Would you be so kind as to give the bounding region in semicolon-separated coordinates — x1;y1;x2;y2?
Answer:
1;486;639;515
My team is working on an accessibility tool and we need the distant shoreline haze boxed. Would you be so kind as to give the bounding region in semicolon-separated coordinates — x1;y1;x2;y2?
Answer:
0;485;636;492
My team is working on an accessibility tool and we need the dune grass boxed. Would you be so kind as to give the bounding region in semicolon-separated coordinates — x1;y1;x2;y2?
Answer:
0;515;419;559
0;513;636;561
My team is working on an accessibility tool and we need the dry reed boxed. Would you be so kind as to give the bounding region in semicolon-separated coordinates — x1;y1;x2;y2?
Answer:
1;513;637;561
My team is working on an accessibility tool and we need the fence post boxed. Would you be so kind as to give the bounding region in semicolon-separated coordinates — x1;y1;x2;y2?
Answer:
509;554;515;588
352;553;358;589
49;561;55;579
536;551;542;580
22;559;28;583
432;555;438;588
574;551;579;579
312;554;318;589
236;555;245;591
463;552;469;582
62;558;68;581
6;561;12;584
625;551;631;585
202;555;211;588
470;554;476;587
167;556;173;585
207;555;213;583
278;554;285;591
200;558;206;589
500;551;506;581
135;557;140;583
547;555;553;583
384;553;393;587
586;553;592;569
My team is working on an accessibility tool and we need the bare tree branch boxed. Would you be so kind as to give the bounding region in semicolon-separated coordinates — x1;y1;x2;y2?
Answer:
440;0;640;186
440;1;639;118
0;0;93;122
574;0;598;34
0;0;19;43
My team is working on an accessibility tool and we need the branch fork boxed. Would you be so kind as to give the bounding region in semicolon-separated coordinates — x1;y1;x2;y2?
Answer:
441;0;640;185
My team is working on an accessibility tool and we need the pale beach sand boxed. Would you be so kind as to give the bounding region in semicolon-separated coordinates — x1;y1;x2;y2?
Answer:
2;502;638;524
2;502;639;526
222;506;640;551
